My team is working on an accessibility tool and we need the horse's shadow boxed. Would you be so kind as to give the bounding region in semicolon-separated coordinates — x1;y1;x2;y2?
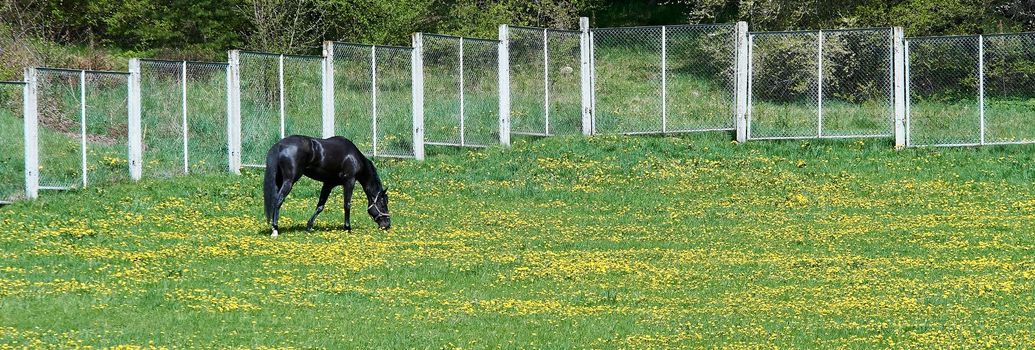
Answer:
254;224;345;236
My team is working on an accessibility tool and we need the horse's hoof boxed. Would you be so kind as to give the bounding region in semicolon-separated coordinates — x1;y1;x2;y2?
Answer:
343;226;352;232
271;229;279;238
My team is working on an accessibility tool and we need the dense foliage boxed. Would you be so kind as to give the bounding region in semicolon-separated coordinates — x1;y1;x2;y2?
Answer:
1;0;1034;80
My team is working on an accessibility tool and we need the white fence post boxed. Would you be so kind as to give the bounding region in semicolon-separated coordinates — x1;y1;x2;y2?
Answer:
278;54;286;139
543;28;551;136
411;33;426;160
661;25;668;133
23;68;39;199
459;38;466;147
978;34;986;145
579;17;592;136
817;30;824;138
127;59;143;181
893;27;907;149
322;41;336;138
181;61;189;174
228;50;242;174
371;45;379;156
498;25;512;146
79;70;87;188
734;22;749;143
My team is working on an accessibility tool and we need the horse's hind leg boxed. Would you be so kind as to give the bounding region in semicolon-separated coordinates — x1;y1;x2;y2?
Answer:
270;179;295;238
342;177;356;231
306;183;335;232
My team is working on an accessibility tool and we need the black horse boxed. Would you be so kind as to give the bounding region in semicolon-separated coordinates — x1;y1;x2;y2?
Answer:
263;135;391;238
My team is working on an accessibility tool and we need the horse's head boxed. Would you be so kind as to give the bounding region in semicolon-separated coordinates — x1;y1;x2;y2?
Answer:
368;189;391;230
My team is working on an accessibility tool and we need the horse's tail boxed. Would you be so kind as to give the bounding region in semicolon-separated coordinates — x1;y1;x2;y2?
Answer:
263;144;281;223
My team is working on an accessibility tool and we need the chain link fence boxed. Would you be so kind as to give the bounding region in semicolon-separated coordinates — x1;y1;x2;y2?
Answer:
1;82;24;203
331;43;416;158
906;33;1035;147
592;24;738;135
667;24;738;133
421;34;500;148
748;29;894;140
508;26;583;136
592;26;663;134
237;52;323;167
34;69;130;190
140;60;229;177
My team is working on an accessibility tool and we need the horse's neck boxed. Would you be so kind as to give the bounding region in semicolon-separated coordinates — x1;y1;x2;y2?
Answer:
356;160;382;201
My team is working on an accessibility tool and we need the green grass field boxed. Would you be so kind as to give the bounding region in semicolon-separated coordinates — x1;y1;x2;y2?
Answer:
2;134;1034;348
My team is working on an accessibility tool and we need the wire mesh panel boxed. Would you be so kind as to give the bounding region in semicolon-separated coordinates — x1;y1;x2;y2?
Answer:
462;39;500;146
185;63;230;173
821;29;894;137
906;36;981;146
0;82;24;202
36;69;85;189
508;27;583;136
238;52;280;167
422;34;500;147
140;60;183;177
748;31;821;139
422;35;461;146
547;29;583;135
282;55;323;138
83;72;130;186
332;43;374;152
983;33;1035;145
374;46;415;157
593;27;663;134
508;27;547;135
666;24;738;132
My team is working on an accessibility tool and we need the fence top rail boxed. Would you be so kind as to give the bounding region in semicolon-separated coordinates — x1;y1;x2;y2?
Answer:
906;34;981;41
0;81;26;85
237;50;324;60
508;25;581;34
140;58;230;67
332;41;414;51
36;67;130;75
982;31;1035;38
421;33;501;43
749;27;892;36
593;23;735;31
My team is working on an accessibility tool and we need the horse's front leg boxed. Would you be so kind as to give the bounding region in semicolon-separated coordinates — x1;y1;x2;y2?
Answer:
306;182;335;232
343;178;356;231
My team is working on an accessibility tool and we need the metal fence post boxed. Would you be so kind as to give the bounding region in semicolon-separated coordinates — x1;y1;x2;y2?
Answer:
543;28;551;135
371;45;379;156
127;59;144;181
579;17;592;136
23;68;39;199
978;34;986;145
661;25;668;133
734;22;750;143
278;54;286;139
817;30;824;138
228;50;242;174
498;25;512;146
79;70;88;188
892;27;907;149
459;38;466;147
412;33;426;160
181;61;189;174
904;40;912;147
322;41;336;138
